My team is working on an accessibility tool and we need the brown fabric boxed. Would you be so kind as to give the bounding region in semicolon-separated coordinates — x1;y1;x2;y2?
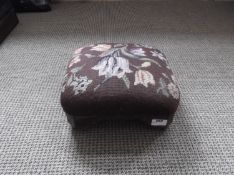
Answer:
60;43;180;123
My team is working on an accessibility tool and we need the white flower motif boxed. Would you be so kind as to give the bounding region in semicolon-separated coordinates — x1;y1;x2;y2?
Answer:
92;56;132;78
167;83;179;99
134;70;156;87
91;44;112;52
69;56;81;68
70;76;93;95
151;50;167;62
130;48;146;57
141;62;151;67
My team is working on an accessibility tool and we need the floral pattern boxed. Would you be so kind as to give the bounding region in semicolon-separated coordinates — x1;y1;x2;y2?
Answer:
62;65;93;95
92;56;132;79
69;56;81;68
171;75;177;83
157;78;170;97
134;70;155;87
68;48;84;68
62;43;179;100
70;76;93;95
141;62;151;67
91;44;112;52
74;47;83;54
167;83;180;99
130;48;146;57
151;50;167;62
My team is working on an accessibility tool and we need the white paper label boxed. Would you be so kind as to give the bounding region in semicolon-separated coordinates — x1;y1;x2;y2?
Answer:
151;119;167;126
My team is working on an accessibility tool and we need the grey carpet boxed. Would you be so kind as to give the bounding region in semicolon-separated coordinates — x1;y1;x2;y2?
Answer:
0;1;234;174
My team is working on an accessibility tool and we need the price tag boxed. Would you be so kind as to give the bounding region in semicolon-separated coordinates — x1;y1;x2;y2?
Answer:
151;119;167;126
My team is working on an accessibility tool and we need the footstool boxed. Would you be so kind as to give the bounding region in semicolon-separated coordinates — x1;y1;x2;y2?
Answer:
60;43;180;128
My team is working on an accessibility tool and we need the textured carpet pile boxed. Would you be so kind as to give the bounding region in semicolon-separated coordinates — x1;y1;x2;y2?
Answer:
0;1;233;174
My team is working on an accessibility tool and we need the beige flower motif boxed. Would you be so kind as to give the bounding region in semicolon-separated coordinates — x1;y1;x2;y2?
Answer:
167;83;179;99
91;44;112;52
134;70;155;87
69;56;81;68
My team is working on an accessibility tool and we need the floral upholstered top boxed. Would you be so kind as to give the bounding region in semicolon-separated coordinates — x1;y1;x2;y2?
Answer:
61;43;180;117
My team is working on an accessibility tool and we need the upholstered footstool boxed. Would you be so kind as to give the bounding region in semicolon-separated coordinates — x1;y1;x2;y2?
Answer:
60;43;180;128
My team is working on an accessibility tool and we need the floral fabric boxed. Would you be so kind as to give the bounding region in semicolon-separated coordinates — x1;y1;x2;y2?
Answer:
62;43;179;100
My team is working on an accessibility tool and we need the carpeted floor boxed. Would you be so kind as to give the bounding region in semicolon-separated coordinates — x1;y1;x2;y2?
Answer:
0;1;234;174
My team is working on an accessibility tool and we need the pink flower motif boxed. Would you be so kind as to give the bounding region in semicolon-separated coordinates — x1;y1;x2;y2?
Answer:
74;47;83;54
69;56;81;68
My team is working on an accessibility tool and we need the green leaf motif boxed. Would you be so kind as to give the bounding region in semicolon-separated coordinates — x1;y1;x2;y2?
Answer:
157;78;169;97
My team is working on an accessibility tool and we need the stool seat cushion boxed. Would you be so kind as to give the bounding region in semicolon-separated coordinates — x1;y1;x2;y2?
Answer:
60;43;180;127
